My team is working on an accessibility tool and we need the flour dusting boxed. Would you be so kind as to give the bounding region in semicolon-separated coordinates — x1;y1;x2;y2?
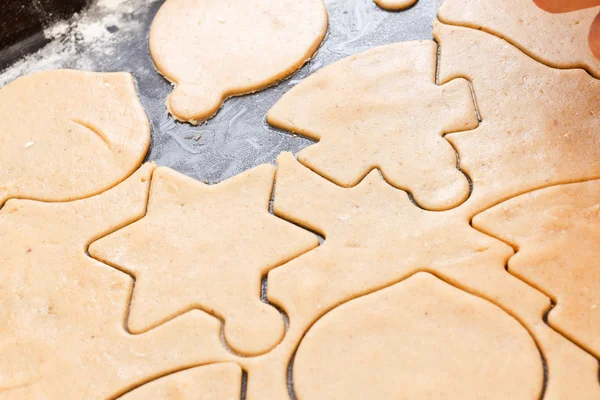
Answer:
0;0;148;86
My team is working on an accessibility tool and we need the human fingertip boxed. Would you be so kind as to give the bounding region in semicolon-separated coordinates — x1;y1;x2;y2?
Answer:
533;0;565;13
589;12;600;60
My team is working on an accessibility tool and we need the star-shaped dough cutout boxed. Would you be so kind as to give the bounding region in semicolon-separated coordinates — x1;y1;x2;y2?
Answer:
90;164;318;356
0;165;229;399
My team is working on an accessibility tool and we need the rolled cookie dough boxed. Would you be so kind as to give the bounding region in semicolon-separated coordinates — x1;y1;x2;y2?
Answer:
90;165;318;357
0;165;231;399
263;152;600;400
474;180;600;359
119;363;242;400
438;0;600;77
0;70;150;206
268;41;477;211
433;21;600;216
294;273;543;400
149;0;328;124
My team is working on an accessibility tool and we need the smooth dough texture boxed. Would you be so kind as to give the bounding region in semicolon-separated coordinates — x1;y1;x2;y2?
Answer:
0;165;232;399
374;0;417;11
149;0;328;124
438;0;600;77
90;164;318;356
294;273;542;400
474;180;600;359
268;41;477;211
0;69;150;206
433;21;600;216
119;363;242;400
251;153;600;400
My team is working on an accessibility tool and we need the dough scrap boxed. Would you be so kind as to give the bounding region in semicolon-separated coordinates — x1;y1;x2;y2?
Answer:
259;153;600;400
374;0;417;11
90;164;319;357
433;21;600;216
294;272;543;400
438;0;600;77
119;363;242;400
0;164;231;399
474;180;600;359
0;69;150;207
268;41;477;211
149;0;328;124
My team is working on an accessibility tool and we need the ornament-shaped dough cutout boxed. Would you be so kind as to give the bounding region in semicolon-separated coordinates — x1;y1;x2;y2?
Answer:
268;41;477;211
433;21;600;215
0;165;230;399
438;0;600;77
90;165;319;357
263;153;600;400
374;0;417;11
474;180;600;359
294;273;543;400
119;363;242;400
0;69;150;206
149;0;328;124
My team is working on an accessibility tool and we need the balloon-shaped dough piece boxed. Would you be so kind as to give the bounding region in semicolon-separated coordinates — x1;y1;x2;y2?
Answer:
433;21;600;216
268;41;477;211
90;165;319;356
119;363;242;400
374;0;417;10
0;165;230;399
438;0;600;77
149;0;328;124
0;69;150;206
294;273;543;400
474;179;600;359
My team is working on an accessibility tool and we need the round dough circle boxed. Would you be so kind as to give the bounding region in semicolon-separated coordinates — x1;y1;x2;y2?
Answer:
293;273;543;400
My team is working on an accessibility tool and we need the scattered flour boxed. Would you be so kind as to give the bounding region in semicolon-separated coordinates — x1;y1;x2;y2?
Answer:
0;0;148;86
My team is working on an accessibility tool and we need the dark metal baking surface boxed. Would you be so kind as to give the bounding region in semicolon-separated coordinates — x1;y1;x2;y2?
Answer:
0;0;443;184
0;0;88;69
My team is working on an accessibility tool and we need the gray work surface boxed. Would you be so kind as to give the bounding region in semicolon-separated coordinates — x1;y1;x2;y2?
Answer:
0;0;443;184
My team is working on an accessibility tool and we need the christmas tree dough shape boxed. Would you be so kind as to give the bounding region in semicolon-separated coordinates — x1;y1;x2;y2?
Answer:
90;165;319;357
438;0;600;77
149;0;328;124
0;165;231;399
433;21;600;216
0;70;150;206
268;41;477;211
119;363;242;400
474;180;600;359
294;273;542;400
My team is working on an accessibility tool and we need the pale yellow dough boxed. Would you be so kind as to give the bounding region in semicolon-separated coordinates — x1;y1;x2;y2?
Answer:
90;164;319;356
438;0;600;77
294;273;542;400
0;165;232;399
268;41;477;211
474;180;600;359
249;153;600;400
0;69;150;206
433;21;600;216
374;0;417;11
119;363;242;400
149;0;328;124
